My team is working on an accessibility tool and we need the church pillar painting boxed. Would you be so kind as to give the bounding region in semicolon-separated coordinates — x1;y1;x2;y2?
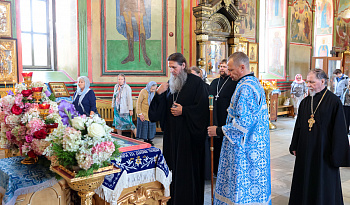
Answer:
260;0;287;80
335;1;350;50
314;0;333;57
234;0;257;42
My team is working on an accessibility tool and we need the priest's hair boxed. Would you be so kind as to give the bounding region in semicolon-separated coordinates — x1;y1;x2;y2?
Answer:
308;69;328;85
228;52;250;70
169;69;187;94
167;53;191;74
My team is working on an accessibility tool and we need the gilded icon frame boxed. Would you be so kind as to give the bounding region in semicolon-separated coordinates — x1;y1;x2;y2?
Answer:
48;82;70;97
0;1;12;38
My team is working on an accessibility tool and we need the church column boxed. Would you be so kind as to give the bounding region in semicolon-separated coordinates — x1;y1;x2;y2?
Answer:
311;2;316;59
193;5;212;72
286;0;293;81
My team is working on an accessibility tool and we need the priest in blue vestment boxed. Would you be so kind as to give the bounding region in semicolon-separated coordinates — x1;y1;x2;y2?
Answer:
208;52;271;205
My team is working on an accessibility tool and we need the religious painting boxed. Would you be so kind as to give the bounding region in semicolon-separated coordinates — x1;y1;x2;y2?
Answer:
0;39;17;84
266;0;286;27
335;7;350;49
265;28;286;79
250;62;258;78
102;0;166;76
233;40;248;55
48;82;70;97
315;0;333;35
0;1;12;38
205;41;226;75
248;42;258;62
234;0;256;40
314;35;332;57
290;0;312;45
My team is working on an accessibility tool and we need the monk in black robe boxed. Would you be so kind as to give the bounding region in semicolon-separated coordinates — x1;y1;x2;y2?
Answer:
289;69;350;205
149;53;209;205
207;59;237;176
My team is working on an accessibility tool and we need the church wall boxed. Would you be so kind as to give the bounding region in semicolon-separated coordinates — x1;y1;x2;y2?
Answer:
335;0;350;49
288;44;312;79
55;0;79;80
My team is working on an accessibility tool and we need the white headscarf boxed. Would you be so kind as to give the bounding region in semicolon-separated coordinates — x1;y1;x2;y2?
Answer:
73;76;91;109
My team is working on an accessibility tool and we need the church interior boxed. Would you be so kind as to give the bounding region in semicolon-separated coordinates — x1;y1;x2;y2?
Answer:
1;0;350;204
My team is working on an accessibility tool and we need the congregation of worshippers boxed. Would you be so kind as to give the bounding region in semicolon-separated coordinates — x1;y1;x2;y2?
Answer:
2;1;350;205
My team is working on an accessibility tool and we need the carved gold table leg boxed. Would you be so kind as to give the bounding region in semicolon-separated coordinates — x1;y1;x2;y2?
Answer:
78;191;95;205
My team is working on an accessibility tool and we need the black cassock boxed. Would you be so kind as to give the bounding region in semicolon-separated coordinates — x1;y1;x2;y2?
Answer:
289;87;350;205
149;73;209;205
204;76;237;177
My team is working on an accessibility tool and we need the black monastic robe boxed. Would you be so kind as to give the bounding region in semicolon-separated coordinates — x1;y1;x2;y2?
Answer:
206;76;237;175
149;73;209;205
289;87;350;205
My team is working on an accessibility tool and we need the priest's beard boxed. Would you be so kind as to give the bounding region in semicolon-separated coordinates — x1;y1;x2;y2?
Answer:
220;71;228;78
169;70;188;94
309;90;316;96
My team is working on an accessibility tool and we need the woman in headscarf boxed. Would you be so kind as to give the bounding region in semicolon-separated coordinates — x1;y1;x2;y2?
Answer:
73;76;97;116
136;81;157;145
112;74;136;136
291;74;308;118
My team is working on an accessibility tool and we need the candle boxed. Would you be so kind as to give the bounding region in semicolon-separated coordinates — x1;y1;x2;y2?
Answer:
4;81;6;88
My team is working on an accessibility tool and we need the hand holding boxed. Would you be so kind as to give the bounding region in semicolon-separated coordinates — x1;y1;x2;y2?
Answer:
208;126;218;137
157;82;169;95
170;102;182;116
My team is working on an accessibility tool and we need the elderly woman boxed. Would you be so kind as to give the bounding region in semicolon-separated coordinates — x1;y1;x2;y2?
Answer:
136;81;157;145
291;74;307;118
73;76;97;116
112;74;136;136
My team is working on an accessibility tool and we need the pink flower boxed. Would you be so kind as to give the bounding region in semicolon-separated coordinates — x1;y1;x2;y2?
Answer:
6;131;13;141
25;135;33;143
27;118;45;135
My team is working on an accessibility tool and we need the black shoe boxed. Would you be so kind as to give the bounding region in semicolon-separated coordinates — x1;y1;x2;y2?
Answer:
144;139;154;146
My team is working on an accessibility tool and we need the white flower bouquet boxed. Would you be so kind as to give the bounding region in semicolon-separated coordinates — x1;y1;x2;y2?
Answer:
44;114;119;177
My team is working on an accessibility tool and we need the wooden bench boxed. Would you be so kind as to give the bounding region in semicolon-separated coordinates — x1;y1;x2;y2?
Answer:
277;105;294;117
277;97;294;117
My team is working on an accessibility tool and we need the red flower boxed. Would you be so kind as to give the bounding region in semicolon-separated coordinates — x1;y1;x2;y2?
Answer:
11;105;23;115
21;89;33;97
27;150;37;158
34;129;47;139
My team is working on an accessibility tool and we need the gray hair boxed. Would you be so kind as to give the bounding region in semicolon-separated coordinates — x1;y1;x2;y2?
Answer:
228;52;250;70
308;69;328;85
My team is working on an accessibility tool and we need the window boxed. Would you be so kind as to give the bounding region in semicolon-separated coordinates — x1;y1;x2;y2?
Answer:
20;0;53;69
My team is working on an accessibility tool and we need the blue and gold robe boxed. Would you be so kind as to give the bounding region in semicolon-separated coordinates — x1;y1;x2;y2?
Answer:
214;74;271;205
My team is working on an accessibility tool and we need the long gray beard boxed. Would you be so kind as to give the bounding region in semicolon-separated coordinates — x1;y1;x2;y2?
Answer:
169;70;187;94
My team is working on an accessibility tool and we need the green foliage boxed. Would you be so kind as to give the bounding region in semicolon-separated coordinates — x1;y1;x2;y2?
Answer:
110;140;121;160
76;163;100;177
49;93;56;101
51;143;77;168
45;118;55;125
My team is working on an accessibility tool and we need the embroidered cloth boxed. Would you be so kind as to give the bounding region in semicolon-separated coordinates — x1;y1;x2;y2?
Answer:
95;147;172;204
0;156;57;205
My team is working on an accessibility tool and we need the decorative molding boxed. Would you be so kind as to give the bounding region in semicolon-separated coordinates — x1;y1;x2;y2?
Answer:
78;0;88;76
117;184;170;205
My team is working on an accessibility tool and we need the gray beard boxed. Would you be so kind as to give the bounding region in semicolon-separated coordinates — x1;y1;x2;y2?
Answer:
169;70;187;94
309;90;316;97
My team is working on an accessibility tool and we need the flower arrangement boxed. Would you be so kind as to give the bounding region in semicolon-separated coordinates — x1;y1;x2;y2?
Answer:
44;113;120;177
0;82;59;160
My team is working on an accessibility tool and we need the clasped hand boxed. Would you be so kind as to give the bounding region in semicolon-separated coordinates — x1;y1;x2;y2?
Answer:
171;103;182;116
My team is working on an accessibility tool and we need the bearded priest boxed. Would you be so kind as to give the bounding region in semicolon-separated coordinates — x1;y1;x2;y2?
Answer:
289;69;350;205
149;53;209;205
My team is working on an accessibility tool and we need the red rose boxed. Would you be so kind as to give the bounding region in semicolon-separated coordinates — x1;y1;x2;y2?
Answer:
21;89;33;97
27;150;37;158
11;105;23;115
34;129;47;139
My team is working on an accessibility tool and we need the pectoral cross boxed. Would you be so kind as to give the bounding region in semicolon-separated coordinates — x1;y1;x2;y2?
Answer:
215;94;219;101
308;115;315;131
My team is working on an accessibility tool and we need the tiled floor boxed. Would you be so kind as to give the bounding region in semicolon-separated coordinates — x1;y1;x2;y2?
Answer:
152;117;350;204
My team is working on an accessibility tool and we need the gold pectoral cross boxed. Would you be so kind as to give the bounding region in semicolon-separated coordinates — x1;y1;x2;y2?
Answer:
308;115;315;131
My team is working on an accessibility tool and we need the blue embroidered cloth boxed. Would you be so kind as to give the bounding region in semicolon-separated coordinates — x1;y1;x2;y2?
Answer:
0;156;57;205
95;147;172;204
